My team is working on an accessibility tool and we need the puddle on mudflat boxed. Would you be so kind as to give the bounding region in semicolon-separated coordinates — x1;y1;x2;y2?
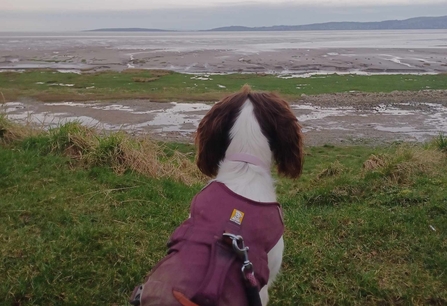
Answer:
277;71;438;79
123;103;212;133
1;101;213;137
2;100;447;143
5;111;117;131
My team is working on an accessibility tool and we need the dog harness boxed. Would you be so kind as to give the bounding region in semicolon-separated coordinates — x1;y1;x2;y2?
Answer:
130;181;284;306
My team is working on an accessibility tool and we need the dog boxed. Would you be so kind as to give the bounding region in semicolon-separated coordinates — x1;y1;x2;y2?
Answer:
130;85;303;306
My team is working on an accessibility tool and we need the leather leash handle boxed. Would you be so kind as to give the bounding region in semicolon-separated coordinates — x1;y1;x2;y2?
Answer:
173;291;199;306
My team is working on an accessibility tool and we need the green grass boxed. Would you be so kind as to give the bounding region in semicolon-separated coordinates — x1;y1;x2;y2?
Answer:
1;70;447;102
0;147;198;305
434;134;447;152
1;122;447;305
0;119;204;185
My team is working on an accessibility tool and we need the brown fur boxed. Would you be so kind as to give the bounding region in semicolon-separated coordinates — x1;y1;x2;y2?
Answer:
195;86;303;178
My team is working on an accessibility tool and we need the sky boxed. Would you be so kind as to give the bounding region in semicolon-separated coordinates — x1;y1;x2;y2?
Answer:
1;0;447;31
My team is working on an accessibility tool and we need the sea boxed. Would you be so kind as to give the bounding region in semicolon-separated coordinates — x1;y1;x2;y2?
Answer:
1;30;447;52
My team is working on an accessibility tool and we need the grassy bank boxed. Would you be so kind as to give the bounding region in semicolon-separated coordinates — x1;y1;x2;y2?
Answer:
1;69;447;102
1;118;446;305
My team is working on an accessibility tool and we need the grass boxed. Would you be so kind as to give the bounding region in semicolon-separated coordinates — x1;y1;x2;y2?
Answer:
1;118;446;305
1;69;447;102
0;117;205;185
433;134;447;152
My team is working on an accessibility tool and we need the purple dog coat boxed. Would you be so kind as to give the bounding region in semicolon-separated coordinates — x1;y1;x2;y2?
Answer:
130;182;284;306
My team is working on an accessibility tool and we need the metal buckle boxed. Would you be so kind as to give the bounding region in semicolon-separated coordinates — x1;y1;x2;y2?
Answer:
223;233;254;280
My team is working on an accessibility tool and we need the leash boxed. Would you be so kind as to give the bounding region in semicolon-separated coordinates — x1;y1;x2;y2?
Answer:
223;233;263;306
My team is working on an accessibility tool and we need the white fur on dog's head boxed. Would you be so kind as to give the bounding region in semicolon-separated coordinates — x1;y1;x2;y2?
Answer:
195;85;304;178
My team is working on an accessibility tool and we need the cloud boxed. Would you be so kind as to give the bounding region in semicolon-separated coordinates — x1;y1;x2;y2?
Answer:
3;0;447;11
1;2;446;31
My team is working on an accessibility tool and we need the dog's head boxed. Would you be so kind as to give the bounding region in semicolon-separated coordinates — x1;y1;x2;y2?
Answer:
195;85;303;178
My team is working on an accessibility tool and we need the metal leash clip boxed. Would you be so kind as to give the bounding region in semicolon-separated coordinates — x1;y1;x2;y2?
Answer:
223;233;254;280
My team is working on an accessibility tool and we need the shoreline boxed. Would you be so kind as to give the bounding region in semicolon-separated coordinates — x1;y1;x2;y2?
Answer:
0;67;443;78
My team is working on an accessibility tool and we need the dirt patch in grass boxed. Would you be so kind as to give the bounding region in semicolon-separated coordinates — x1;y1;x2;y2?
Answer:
132;77;159;83
300;89;447;108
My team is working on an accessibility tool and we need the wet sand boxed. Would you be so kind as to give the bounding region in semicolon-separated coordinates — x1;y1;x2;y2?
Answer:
3;90;447;146
1;31;447;74
1;47;447;75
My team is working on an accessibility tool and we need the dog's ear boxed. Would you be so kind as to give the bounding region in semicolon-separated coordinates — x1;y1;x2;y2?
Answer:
195;93;247;177
251;92;304;178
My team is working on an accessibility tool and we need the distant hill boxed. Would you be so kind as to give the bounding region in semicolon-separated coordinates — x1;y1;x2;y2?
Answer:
86;16;447;32
87;28;170;32
208;15;447;31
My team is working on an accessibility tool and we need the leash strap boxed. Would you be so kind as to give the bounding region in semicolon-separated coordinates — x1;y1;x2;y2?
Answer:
245;284;262;306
